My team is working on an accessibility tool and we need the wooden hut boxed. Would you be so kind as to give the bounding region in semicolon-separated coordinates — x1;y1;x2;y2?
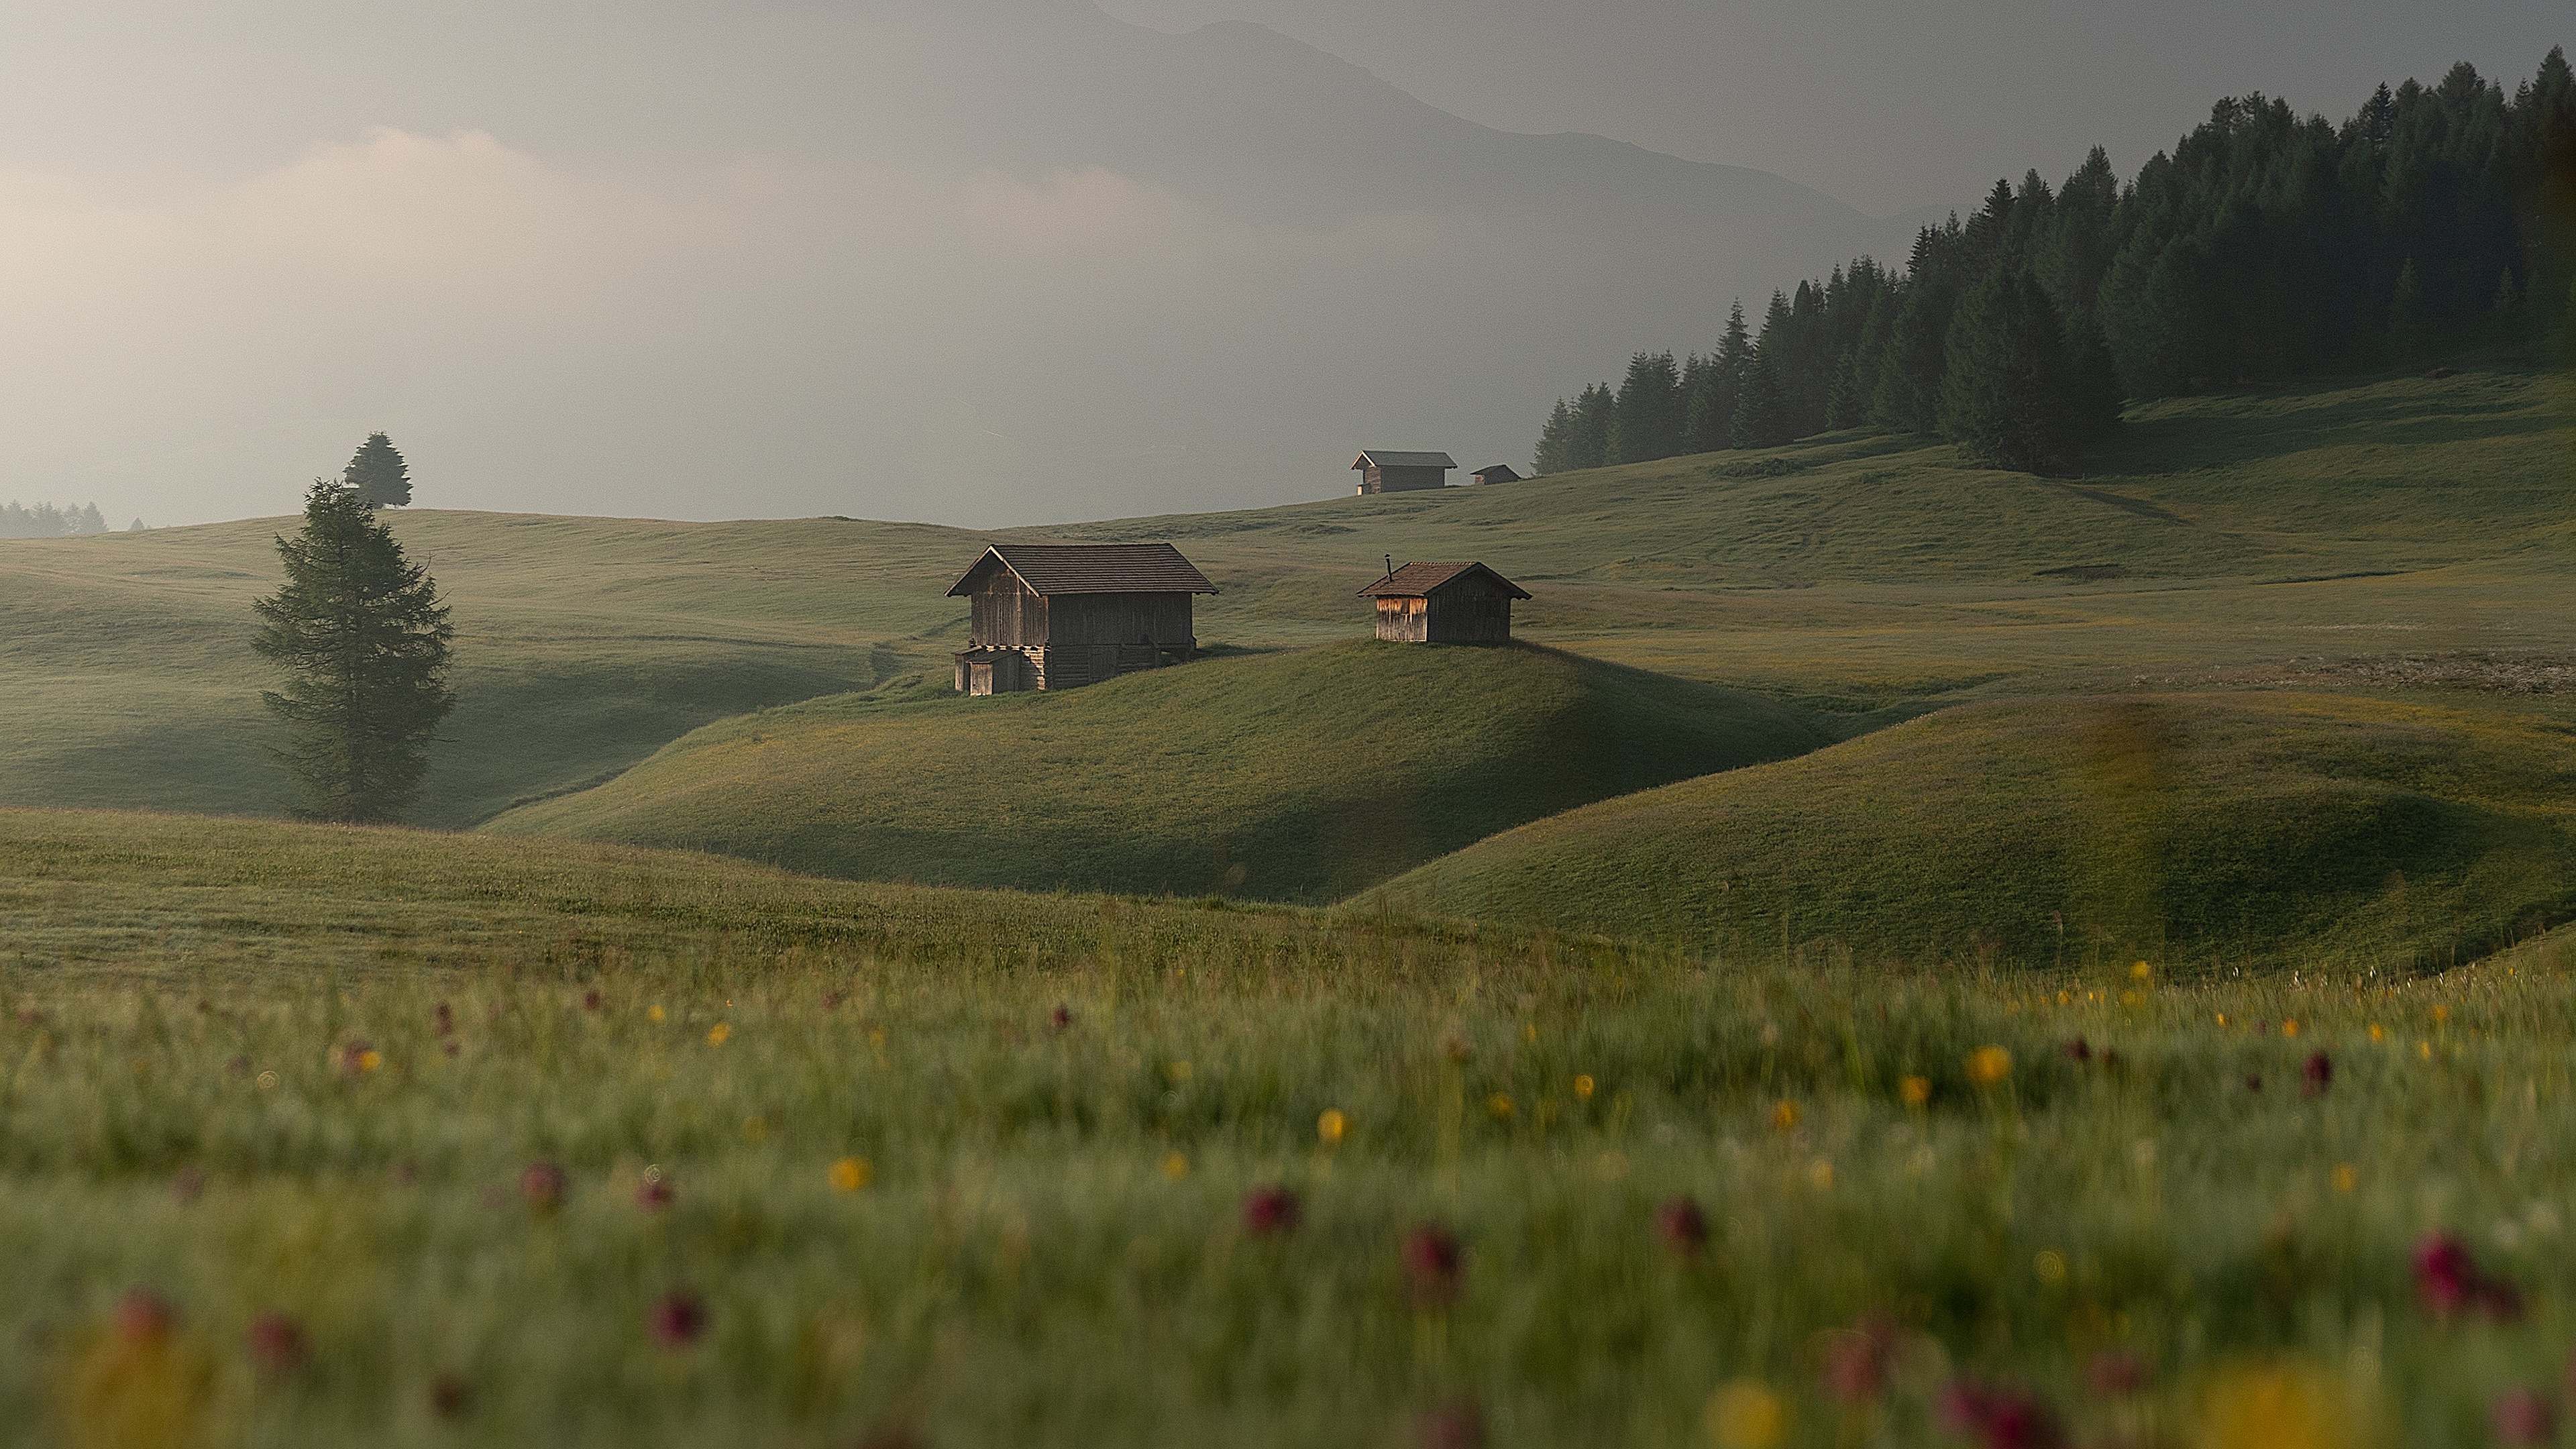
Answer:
947;543;1216;694
1357;561;1530;644
1468;464;1521;485
1350;449;1454;494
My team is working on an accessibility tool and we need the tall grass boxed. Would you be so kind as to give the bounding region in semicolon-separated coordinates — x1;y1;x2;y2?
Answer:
7;810;2576;1446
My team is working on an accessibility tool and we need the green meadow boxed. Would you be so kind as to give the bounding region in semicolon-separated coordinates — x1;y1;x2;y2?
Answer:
6;809;2576;1448
1;362;2573;1446
484;639;1841;902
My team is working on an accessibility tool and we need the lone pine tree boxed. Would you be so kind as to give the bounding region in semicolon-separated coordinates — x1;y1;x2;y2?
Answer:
344;431;413;508
252;480;454;822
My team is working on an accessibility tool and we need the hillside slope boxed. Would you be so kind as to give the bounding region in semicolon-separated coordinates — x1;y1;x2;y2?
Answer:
0;512;977;828
1373;692;2576;973
3;366;2566;827
485;640;1839;902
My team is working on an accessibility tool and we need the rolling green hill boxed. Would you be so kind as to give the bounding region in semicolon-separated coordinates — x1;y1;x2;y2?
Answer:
484;639;1841;902
1;364;2567;831
1373;690;2576;973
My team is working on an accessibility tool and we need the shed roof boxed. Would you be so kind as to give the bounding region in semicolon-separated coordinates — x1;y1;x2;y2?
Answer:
1351;450;1456;470
1469;464;1522;483
947;543;1217;598
1356;561;1532;600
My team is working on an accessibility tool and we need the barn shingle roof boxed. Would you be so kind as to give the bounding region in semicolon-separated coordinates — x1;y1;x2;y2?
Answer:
1351;450;1456;470
1356;561;1532;600
947;543;1217;598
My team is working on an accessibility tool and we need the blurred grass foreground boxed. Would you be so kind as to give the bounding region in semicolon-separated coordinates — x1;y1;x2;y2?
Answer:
5;808;2575;1448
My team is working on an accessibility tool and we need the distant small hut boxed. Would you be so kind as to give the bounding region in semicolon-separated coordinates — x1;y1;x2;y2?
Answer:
1351;449;1455;495
1468;464;1521;486
947;542;1217;694
1357;561;1530;644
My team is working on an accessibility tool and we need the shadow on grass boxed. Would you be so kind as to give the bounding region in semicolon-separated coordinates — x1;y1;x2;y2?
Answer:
2093;364;2561;477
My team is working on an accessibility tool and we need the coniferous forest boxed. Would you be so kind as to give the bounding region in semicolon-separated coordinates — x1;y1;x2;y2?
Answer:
1535;52;2576;475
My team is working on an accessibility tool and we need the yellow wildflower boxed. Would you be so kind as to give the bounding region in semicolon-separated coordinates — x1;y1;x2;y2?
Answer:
1485;1093;1515;1121
2282;1020;2300;1037
2131;960;2152;980
1318;1108;1347;1146
706;1022;731;1046
1705;1380;1786;1449
358;1050;382;1073
1898;1075;1931;1106
2332;1164;2357;1193
2432;1004;2451;1024
1966;1046;2012;1086
2198;1362;2361;1449
1768;1100;1799;1132
1159;1150;1189;1181
2368;1023;2384;1043
647;1005;665;1023
1574;1073;1595;1101
829;1157;871;1193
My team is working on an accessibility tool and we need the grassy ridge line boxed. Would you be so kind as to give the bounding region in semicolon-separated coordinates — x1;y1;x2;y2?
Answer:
1374;690;2576;974
8;804;2576;1444
482;639;1844;903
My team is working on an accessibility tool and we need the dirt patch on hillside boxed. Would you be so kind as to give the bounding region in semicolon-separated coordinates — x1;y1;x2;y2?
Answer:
2225;651;2575;695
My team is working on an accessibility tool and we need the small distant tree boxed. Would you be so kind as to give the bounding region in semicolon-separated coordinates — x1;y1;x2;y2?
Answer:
252;480;454;822
344;432;413;508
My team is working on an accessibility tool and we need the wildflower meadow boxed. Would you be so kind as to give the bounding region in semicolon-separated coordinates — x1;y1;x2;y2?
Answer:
5;814;2575;1446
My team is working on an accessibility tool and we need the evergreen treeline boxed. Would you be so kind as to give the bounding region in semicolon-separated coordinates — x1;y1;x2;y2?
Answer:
1536;50;2576;476
0;502;110;539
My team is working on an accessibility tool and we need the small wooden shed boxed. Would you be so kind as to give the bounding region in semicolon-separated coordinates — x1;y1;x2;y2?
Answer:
1357;561;1530;644
1468;464;1521;486
1351;449;1455;494
947;542;1217;694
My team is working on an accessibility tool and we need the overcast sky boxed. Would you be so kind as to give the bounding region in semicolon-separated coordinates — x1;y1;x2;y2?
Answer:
1097;0;2571;215
0;2;2563;530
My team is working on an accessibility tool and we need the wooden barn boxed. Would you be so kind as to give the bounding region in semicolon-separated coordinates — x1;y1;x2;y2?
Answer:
947;543;1217;694
1468;464;1521;485
1350;449;1455;494
1357;561;1530;644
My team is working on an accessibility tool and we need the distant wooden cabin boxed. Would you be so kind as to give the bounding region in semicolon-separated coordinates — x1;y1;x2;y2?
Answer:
947;543;1217;694
1468;464;1521;486
1351;449;1455;495
1357;561;1530;644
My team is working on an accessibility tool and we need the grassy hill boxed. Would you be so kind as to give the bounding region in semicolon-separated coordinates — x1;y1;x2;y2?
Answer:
484;639;1840;902
0;513;982;828
2;364;2567;829
1374;690;2576;973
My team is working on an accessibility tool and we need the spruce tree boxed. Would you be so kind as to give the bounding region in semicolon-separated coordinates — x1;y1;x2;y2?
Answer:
252;480;455;822
1569;384;1615;470
1609;352;1684;464
344;432;414;508
1688;302;1754;450
1729;353;1794;449
1534;398;1578;475
1937;267;2109;472
2386;259;2430;366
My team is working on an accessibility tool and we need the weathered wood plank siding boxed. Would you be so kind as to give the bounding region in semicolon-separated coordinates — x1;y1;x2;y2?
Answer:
1425;582;1513;643
1357;464;1447;494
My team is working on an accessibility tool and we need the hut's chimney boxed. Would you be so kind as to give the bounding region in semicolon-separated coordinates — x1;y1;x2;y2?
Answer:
1385;553;1393;579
